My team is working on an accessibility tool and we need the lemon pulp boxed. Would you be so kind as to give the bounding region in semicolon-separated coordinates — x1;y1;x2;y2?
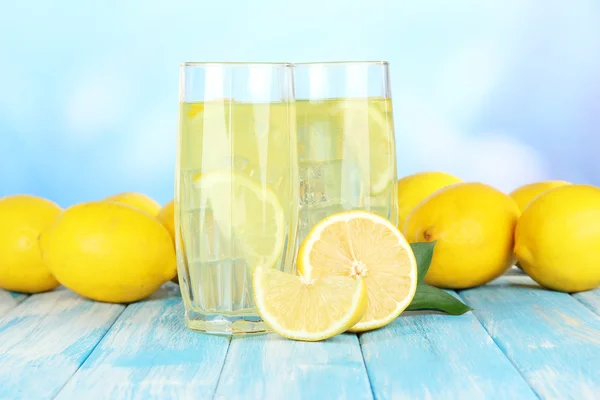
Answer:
253;266;367;341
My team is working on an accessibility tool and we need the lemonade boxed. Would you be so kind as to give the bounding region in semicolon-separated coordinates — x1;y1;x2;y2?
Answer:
297;97;397;241
177;100;298;333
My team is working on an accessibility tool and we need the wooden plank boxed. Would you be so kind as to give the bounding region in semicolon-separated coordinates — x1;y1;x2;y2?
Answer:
360;293;537;400
572;288;600;317
55;283;230;400
0;287;124;400
0;289;27;316
214;333;373;400
460;273;600;399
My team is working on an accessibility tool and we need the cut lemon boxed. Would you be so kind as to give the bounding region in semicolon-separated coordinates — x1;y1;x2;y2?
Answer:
336;98;396;196
253;266;367;341
296;99;395;196
298;210;417;332
192;171;285;270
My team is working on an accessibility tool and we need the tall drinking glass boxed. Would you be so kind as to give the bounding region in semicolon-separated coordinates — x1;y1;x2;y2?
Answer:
294;61;397;242
176;62;298;334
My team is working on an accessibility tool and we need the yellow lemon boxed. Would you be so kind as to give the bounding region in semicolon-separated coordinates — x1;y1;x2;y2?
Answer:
297;210;417;332
396;171;462;231
253;266;367;341
39;201;176;303
157;199;179;284
0;195;62;293
404;182;520;289
509;180;571;270
157;199;175;244
509;180;571;213
515;184;600;292
105;192;161;216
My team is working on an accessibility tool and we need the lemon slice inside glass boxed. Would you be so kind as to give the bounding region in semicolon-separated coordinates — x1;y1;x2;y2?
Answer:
253;266;367;341
297;210;417;332
192;171;285;270
336;98;396;196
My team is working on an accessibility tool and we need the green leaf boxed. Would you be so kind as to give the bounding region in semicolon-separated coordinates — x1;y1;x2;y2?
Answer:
405;240;472;315
410;241;436;283
407;283;472;315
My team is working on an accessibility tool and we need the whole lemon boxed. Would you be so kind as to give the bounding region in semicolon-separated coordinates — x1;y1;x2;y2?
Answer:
157;199;179;284
404;182;520;289
0;195;62;293
509;180;571;213
157;199;175;244
39;201;177;303
105;192;161;216
515;184;600;292
396;171;462;231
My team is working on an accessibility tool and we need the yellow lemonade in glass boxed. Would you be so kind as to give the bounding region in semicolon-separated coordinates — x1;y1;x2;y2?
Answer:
176;98;297;334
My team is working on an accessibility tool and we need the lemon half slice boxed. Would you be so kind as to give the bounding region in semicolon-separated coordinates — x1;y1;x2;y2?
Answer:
253;266;367;341
298;210;417;332
192;171;285;270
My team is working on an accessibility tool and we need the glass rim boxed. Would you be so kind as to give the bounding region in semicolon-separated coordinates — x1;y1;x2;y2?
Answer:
181;61;293;67
181;61;389;67
293;60;389;66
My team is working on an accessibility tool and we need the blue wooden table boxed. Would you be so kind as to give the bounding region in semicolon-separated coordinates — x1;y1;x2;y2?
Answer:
1;268;599;400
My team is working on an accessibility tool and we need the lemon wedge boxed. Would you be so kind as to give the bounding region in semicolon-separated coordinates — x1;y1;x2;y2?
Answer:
298;210;417;332
191;171;285;270
253;266;367;341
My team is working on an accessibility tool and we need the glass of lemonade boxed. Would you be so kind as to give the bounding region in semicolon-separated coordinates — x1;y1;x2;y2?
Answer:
294;61;397;242
176;62;298;334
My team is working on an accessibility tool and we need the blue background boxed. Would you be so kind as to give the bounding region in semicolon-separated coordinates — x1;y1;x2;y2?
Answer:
1;0;599;207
